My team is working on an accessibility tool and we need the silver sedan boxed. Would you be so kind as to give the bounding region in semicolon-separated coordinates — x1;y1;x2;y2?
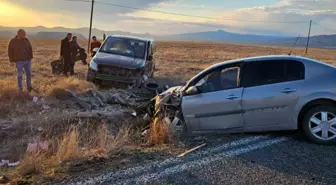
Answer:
170;55;336;145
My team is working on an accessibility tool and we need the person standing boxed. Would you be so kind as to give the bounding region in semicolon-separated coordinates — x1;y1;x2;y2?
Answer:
8;29;33;92
90;36;101;57
69;36;82;75
60;33;72;76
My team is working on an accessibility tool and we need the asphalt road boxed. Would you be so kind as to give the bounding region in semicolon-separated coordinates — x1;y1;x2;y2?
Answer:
61;132;336;185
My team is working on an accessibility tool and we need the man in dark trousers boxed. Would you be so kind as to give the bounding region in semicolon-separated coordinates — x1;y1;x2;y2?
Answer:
60;33;72;76
90;36;101;57
69;36;82;75
8;29;34;92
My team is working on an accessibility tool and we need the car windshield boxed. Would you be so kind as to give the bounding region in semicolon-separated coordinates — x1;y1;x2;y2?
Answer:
100;37;146;59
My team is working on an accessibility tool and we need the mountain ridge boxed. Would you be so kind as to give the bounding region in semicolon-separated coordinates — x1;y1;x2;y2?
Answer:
0;26;335;49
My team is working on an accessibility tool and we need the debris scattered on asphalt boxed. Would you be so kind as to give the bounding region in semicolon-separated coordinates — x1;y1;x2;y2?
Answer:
141;130;148;137
8;161;20;167
0;160;9;167
0;160;20;167
42;104;51;109
177;143;207;157
33;96;39;103
27;141;49;153
37;127;44;132
109;93;127;105
132;112;137;117
143;113;150;121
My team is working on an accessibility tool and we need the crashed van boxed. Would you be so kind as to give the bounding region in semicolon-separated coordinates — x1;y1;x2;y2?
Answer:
160;55;336;145
87;35;156;87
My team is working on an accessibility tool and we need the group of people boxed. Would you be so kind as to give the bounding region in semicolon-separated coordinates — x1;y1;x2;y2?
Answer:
7;29;102;92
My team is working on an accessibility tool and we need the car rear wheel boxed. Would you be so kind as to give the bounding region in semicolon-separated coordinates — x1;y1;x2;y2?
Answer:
302;105;336;145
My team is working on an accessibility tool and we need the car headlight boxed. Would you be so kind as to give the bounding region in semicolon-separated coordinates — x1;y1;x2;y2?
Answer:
89;59;98;71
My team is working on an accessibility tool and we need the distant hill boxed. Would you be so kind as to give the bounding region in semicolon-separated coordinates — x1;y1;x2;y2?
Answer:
0;31;15;38
35;32;86;40
157;30;336;49
267;35;336;49
0;26;150;40
159;30;291;45
0;26;335;49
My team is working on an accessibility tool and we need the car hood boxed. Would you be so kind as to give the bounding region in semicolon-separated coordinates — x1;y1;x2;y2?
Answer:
93;52;146;69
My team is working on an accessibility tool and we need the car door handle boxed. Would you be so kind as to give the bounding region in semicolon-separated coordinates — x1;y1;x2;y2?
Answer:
226;94;240;100
281;88;297;94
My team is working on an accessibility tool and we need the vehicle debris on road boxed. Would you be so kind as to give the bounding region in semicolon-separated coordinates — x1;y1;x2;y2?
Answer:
0;159;20;167
177;143;207;157
26;141;49;153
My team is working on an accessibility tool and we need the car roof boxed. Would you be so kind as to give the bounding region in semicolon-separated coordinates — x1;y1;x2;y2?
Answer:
204;54;336;73
186;55;335;87
109;35;154;42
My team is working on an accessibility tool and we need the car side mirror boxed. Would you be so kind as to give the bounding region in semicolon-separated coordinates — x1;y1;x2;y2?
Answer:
147;55;153;61
93;48;100;52
186;86;199;95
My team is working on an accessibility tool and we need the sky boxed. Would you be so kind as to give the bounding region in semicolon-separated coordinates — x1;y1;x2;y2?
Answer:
0;0;336;36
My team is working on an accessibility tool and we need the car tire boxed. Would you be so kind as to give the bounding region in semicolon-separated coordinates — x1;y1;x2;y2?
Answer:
302;105;336;145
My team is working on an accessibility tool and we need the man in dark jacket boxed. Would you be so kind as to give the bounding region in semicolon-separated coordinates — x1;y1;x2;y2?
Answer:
60;33;72;76
69;36;82;75
90;36;101;57
8;29;33;92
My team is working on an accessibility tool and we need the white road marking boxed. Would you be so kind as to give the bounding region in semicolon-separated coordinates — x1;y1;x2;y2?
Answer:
119;137;287;185
75;136;264;185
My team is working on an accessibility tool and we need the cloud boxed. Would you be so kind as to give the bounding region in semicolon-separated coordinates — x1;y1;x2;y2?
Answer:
123;0;336;35
5;0;173;15
1;0;336;35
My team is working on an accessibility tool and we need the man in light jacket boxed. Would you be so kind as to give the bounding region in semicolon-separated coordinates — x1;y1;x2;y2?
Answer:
8;29;33;92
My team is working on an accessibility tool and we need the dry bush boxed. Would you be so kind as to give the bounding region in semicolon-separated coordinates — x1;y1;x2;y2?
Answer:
15;119;131;178
43;77;95;98
56;128;82;162
18;151;46;176
147;117;171;146
81;122;131;157
0;79;32;102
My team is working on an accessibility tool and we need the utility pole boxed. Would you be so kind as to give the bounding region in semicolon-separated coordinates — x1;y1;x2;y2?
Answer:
87;0;94;53
305;20;312;54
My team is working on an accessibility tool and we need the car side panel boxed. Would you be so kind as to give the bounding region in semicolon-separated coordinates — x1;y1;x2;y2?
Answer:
294;74;336;127
242;80;304;131
181;88;244;132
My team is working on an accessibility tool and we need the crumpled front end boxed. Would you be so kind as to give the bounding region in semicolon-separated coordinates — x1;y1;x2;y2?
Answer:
96;64;141;84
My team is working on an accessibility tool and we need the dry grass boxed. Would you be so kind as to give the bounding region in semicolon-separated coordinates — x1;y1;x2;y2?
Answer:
0;38;91;100
155;41;336;84
56;128;81;162
147;117;170;146
16;121;130;178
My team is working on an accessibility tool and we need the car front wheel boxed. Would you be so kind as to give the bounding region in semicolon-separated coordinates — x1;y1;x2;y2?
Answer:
302;105;336;145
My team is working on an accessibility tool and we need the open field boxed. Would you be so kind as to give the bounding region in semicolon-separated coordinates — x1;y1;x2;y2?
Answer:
1;38;336;94
1;38;336;184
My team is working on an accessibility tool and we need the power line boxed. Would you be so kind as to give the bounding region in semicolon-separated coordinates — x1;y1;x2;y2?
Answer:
95;1;309;24
312;22;336;34
64;0;308;24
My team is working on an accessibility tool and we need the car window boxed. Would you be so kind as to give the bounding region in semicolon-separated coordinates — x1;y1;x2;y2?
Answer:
242;60;304;87
100;37;146;59
285;60;305;81
195;67;240;93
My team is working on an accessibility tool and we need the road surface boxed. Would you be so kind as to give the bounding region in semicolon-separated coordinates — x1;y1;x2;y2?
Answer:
58;132;336;185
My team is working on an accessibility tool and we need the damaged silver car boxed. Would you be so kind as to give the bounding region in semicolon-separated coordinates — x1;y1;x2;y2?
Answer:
162;55;336;145
87;35;156;87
